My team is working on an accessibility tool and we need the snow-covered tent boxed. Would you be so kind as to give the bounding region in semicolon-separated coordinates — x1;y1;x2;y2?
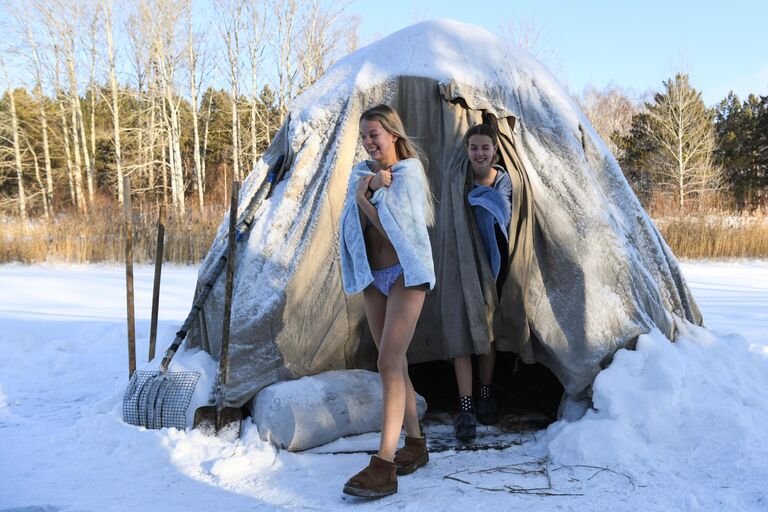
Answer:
186;19;702;410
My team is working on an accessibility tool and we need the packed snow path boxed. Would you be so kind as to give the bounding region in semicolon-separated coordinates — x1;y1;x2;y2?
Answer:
1;262;766;511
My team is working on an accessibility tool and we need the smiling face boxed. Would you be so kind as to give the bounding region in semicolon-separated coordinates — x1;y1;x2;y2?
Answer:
466;134;497;172
359;119;398;165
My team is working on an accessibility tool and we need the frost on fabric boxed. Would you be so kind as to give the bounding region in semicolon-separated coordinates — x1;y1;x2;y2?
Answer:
206;18;644;349
192;18;700;407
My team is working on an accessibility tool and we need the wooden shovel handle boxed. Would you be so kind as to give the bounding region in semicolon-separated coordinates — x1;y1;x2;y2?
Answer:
148;205;166;362
219;181;239;385
124;176;136;378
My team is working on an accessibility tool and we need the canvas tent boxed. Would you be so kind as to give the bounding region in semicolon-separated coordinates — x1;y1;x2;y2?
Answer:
185;19;702;411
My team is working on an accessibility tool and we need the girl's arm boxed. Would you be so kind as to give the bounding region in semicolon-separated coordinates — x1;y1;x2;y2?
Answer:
355;176;390;240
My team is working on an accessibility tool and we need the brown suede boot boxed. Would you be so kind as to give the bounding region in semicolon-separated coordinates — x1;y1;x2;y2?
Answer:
394;435;429;475
342;455;397;498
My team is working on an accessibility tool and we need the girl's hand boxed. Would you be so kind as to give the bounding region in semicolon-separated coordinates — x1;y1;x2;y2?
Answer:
369;169;392;191
355;175;373;203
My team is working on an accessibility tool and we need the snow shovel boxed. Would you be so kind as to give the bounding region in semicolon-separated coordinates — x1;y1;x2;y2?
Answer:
122;154;288;430
122;202;201;430
193;181;243;439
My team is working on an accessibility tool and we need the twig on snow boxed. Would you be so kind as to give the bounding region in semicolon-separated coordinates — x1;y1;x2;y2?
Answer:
551;463;636;491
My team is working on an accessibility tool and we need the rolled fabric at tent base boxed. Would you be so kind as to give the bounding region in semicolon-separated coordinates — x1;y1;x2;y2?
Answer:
251;369;427;451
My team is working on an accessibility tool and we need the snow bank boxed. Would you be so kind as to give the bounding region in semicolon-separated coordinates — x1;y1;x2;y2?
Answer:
545;323;768;509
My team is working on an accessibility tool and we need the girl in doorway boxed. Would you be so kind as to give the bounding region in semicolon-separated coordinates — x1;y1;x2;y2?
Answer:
453;124;512;442
339;104;436;498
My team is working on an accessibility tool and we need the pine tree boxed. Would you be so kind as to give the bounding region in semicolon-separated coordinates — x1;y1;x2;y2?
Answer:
617;111;657;203
753;95;768;206
715;92;768;208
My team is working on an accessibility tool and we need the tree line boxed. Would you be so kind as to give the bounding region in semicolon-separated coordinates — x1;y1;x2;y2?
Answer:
1;2;766;226
0;0;357;223
579;75;768;210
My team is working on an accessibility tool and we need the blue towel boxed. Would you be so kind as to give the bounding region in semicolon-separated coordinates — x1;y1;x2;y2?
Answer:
340;158;436;295
468;169;512;280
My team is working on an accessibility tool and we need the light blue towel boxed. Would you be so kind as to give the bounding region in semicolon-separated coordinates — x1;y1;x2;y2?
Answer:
468;169;512;280
339;158;435;295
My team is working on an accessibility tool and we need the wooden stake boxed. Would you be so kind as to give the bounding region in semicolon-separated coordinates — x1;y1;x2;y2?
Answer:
220;181;239;386
148;204;166;362
124;176;136;377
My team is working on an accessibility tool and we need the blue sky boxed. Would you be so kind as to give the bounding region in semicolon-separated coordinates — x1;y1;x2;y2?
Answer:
1;0;764;108
349;0;768;106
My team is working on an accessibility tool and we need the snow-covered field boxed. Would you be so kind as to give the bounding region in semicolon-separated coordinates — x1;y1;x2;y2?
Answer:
1;261;767;511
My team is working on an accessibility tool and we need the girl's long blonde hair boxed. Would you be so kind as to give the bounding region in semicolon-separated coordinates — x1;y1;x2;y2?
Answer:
360;104;435;226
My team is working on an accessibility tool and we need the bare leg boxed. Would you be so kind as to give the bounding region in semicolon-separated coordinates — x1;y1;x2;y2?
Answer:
402;357;422;438
376;278;425;461
478;342;496;386
363;286;387;350
364;286;420;438
453;355;473;397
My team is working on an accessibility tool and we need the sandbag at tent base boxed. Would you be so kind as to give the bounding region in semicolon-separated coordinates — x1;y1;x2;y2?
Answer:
251;370;427;452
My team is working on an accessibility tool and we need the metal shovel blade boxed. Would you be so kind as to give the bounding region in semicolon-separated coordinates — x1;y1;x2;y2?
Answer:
193;405;243;441
123;370;200;429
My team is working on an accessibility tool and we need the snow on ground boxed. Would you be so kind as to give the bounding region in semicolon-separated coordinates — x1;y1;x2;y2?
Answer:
1;261;767;511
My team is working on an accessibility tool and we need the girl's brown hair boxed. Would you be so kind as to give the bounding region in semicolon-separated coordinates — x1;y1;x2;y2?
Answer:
463;124;500;164
360;104;422;161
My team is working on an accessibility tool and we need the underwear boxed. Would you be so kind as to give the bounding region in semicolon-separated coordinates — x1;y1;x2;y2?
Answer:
370;263;404;296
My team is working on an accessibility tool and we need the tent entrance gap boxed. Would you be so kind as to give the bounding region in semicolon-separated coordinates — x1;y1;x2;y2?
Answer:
409;354;563;428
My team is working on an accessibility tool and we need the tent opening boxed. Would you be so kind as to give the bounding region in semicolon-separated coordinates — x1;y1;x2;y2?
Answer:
409;353;564;426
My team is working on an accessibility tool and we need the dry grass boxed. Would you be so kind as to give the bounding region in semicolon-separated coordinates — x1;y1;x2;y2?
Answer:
647;192;768;259
2;193;767;263
653;211;768;259
0;202;221;264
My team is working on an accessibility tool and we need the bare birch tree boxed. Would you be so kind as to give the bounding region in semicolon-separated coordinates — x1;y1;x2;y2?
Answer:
126;9;156;195
59;1;95;208
267;0;355;123
246;0;268;168
53;44;78;208
1;58;29;223
0;0;361;220
297;0;352;93
102;0;125;204
270;0;299;124
22;132;49;220
39;0;87;213
579;85;639;160
186;0;207;210
143;0;186;215
86;8;99;202
20;17;55;214
217;0;247;183
201;92;212;193
43;0;94;212
642;74;724;208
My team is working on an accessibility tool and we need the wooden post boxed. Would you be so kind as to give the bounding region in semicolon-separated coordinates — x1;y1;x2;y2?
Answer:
124;177;136;377
220;181;239;387
148;204;166;362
